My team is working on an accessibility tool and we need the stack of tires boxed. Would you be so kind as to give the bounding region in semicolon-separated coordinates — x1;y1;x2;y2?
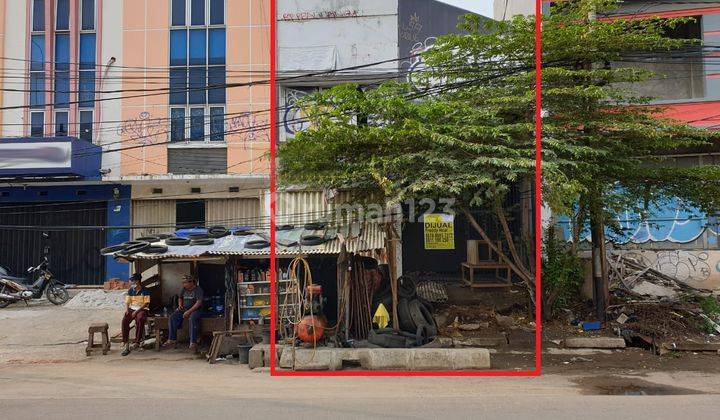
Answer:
368;276;438;348
100;226;239;257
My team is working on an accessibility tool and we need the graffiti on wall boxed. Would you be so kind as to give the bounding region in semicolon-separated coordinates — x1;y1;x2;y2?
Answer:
399;37;441;92
558;197;720;245
117;112;166;145
613;249;720;290
117;111;269;147
283;87;317;139
225;112;270;147
280;9;360;21
399;13;423;44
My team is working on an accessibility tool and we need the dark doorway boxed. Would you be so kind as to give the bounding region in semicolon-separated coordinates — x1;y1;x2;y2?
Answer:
176;199;205;228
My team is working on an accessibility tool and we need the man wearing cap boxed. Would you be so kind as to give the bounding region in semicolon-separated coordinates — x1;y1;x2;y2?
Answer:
121;273;150;356
165;275;204;352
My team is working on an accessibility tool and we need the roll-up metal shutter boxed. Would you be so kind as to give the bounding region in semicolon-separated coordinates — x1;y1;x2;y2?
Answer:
131;199;176;239
205;198;260;228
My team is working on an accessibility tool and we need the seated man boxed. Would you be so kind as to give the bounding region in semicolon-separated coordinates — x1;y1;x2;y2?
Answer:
165;275;204;352
121;273;150;356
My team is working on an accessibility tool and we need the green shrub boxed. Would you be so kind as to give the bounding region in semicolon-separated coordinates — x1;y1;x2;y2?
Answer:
542;225;584;316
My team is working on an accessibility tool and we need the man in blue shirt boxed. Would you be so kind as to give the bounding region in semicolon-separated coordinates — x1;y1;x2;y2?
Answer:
165;275;204;353
121;273;150;356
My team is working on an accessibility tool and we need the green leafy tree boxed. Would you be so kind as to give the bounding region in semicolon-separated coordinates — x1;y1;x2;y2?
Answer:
278;0;720;313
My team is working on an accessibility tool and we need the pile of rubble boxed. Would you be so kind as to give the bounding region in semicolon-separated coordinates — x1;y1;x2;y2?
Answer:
64;290;126;310
608;254;713;299
603;254;720;349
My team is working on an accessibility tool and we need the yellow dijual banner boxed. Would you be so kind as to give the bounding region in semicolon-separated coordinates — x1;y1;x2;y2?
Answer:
423;213;455;250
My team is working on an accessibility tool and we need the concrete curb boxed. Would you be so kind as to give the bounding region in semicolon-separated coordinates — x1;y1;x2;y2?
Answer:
276;347;491;371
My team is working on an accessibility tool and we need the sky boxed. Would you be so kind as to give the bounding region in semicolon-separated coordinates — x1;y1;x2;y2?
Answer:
438;0;492;17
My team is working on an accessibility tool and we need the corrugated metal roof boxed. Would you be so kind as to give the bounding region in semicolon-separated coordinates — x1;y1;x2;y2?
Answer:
123;222;385;260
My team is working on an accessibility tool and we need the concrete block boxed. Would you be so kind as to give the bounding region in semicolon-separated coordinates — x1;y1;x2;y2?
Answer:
564;337;626;349
279;348;344;370
412;349;450;370
361;349;411;370
446;348;491;370
248;344;267;369
362;348;491;370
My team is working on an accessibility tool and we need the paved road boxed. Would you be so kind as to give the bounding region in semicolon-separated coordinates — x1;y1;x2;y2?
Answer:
1;360;719;419
2;395;720;420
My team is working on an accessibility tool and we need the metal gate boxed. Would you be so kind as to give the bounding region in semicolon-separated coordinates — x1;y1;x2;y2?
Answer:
0;201;107;285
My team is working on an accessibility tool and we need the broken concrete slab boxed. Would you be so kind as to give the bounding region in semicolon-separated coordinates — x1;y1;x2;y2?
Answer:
564;337;626;349
631;281;678;299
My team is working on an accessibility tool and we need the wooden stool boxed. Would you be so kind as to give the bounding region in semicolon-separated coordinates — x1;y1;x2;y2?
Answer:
86;322;110;356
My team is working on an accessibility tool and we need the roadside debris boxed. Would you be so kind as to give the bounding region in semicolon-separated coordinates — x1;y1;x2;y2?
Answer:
608;254;712;299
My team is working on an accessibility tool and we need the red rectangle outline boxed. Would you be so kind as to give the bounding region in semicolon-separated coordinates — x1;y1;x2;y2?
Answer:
269;0;543;377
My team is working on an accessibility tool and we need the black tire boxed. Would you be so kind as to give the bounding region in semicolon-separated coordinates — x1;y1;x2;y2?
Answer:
155;233;174;239
145;245;168;254
368;329;408;348
276;224;294;231
188;233;210;240
408;299;437;337
46;284;69;305
397;276;417;299
122;242;151;255
397;298;416;332
208;226;230;238
415;324;429;346
303;222;326;230
136;235;160;242
245;239;270;249
0;285;12;308
99;244;127;256
233;229;254;236
299;235;328;246
190;238;214;246
165;237;191;246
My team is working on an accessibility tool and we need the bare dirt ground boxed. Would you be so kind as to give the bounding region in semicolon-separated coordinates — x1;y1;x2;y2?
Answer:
2;299;719;373
2;300;720;418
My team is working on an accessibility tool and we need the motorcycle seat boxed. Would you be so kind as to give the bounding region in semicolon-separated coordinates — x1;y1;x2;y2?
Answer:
1;274;30;284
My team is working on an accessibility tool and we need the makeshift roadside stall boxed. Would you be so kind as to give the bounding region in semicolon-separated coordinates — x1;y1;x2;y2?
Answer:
103;222;392;362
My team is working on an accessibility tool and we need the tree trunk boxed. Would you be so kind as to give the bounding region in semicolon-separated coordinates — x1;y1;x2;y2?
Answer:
494;199;528;278
570;198;586;257
589;198;608;320
460;206;535;305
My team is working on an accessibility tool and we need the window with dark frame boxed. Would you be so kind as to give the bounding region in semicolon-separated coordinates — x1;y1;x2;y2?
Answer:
169;0;226;142
30;0;46;131
28;0;97;140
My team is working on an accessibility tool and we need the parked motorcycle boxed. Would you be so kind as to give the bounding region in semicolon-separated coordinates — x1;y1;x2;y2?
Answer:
0;257;72;308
